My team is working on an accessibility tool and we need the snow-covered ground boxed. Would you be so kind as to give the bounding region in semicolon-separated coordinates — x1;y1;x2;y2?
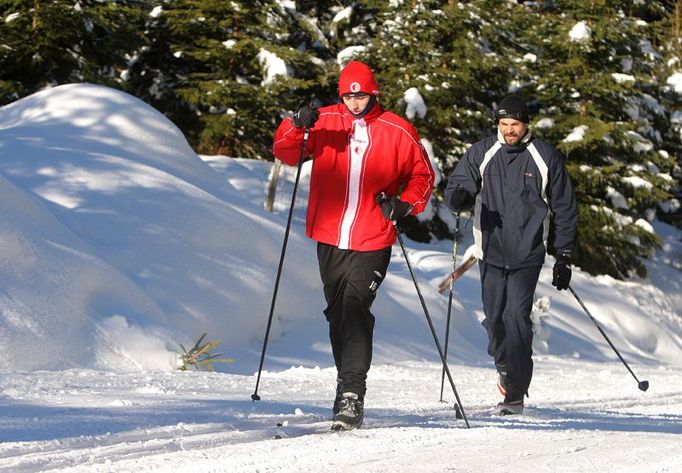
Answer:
2;359;682;472
1;84;681;472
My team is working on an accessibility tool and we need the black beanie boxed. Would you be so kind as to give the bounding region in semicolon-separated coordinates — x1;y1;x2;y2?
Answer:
495;95;529;123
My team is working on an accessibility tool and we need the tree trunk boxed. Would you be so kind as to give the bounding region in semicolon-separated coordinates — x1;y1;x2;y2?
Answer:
674;0;682;57
32;0;41;30
264;159;282;212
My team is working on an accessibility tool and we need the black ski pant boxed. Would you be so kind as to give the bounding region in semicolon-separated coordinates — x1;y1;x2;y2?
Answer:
317;242;391;400
480;261;541;398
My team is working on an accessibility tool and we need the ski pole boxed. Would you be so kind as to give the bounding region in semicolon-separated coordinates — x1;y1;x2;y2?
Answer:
392;220;470;427
568;285;649;392
440;212;460;402
251;127;311;402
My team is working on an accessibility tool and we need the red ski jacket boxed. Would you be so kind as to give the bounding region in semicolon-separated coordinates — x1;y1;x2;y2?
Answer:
272;102;434;251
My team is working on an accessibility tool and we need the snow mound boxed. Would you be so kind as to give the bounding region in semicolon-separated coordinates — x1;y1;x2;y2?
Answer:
0;84;318;371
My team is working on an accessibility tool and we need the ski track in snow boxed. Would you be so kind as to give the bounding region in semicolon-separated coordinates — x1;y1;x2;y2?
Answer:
1;359;681;472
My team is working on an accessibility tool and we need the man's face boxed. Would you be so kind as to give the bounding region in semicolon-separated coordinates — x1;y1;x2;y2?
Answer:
342;93;371;114
498;118;528;145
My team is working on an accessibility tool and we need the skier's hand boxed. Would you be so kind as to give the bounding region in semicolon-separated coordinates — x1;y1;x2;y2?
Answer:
450;185;474;213
291;101;320;129
376;193;412;220
552;252;572;291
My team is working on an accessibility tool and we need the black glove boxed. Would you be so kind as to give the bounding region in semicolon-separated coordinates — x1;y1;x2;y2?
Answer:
376;193;412;220
291;102;320;129
552;252;572;291
449;185;474;212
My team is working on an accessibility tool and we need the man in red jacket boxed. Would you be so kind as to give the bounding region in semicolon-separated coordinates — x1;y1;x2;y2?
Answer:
272;61;434;430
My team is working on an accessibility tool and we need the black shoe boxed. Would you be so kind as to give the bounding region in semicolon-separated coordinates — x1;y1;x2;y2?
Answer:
332;377;343;416
331;392;364;431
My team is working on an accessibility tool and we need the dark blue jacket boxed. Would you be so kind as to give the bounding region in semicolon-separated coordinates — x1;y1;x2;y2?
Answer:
445;130;577;270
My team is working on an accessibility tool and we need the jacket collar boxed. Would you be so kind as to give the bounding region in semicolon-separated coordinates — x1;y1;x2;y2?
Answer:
345;101;383;123
497;128;532;151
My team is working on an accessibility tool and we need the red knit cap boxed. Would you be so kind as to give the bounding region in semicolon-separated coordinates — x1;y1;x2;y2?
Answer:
338;61;380;97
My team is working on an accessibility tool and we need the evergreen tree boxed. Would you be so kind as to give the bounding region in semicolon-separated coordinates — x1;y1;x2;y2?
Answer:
502;1;677;277
650;0;682;230
0;0;146;104
124;0;327;158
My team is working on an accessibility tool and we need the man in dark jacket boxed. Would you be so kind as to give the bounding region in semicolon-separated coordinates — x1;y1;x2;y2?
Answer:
445;95;577;415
